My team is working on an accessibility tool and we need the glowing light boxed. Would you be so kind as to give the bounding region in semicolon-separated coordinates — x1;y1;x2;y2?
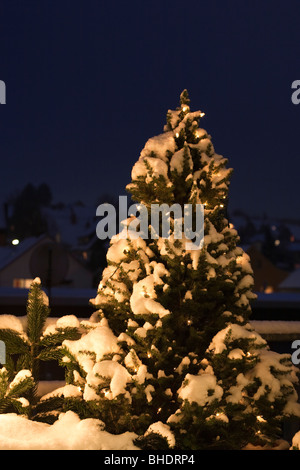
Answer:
274;239;280;246
264;286;274;294
219;204;224;208
257;415;266;423
175;132;179;138
12;239;19;246
200;112;205;117
182;106;188;112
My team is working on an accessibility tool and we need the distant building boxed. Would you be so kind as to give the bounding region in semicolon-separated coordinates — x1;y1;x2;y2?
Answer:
41;202;97;251
0;235;93;289
279;268;300;293
245;244;289;293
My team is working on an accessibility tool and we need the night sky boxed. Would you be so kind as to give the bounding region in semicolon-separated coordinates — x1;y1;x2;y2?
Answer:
1;1;300;219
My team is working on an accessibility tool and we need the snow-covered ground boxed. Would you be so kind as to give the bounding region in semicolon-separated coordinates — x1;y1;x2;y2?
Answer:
0;411;139;450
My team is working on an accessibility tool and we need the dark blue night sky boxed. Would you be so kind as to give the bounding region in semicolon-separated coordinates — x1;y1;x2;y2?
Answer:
1;0;300;218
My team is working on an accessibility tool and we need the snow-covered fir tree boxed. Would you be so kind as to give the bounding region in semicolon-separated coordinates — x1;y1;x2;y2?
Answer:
55;90;299;449
1;91;299;450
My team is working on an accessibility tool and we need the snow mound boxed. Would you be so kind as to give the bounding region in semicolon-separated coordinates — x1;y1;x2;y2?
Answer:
62;318;120;370
178;373;223;406
292;431;300;450
84;360;132;400
139;132;176;163
145;421;175;448
0;411;139;450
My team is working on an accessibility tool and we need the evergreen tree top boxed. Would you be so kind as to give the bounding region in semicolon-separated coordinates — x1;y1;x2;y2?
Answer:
179;89;190;106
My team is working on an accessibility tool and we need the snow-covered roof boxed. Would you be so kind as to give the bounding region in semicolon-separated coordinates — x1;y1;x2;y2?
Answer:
279;269;300;290
285;223;300;241
41;203;97;249
0;236;47;271
250;320;300;335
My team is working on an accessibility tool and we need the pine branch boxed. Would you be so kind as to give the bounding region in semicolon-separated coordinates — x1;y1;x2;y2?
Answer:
26;281;50;344
0;329;29;355
38;347;64;362
6;375;35;399
39;327;81;348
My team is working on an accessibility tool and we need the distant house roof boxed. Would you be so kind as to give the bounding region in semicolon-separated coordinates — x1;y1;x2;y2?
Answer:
246;244;289;292
0;235;48;271
279;268;300;291
0;234;93;290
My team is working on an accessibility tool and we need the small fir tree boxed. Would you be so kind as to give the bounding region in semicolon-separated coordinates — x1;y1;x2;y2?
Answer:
0;278;80;418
